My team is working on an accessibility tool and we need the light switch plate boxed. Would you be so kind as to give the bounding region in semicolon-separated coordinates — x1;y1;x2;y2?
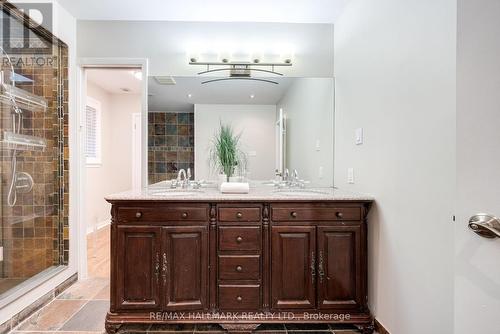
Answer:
248;151;257;157
355;128;363;145
319;166;323;179
348;168;354;184
0;246;3;262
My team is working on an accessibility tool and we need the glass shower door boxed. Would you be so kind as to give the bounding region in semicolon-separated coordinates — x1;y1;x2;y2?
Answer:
0;4;69;300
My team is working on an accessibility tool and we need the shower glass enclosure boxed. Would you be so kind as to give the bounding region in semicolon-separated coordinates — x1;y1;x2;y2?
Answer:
0;3;69;300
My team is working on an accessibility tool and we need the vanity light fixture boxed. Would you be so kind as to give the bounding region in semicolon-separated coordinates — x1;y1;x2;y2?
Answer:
189;58;292;85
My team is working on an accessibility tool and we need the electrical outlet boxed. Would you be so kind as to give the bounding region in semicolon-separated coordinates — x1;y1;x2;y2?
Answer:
348;168;355;184
315;139;321;151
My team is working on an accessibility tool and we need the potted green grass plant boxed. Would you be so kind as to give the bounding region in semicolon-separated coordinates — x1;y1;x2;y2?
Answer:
209;123;246;182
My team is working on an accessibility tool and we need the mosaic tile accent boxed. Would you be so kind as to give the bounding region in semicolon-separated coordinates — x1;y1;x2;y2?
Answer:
148;112;194;184
0;5;69;286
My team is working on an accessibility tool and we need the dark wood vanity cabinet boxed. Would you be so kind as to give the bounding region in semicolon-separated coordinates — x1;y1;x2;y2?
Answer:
106;201;373;334
115;226;162;311
271;226;316;309
317;225;364;310
162;226;208;311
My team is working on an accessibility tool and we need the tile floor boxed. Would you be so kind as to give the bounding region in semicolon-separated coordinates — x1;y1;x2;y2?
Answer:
10;226;366;334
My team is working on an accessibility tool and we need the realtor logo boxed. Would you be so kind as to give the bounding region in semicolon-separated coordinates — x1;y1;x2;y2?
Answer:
1;2;53;54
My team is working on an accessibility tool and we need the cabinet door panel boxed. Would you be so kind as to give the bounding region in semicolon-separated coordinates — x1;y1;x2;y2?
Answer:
317;225;363;310
116;226;161;310
163;226;208;311
271;226;316;309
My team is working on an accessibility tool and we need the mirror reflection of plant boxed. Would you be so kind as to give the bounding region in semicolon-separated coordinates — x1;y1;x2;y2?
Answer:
209;122;247;179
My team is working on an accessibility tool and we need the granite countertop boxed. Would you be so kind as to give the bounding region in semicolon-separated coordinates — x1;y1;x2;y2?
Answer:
105;181;374;202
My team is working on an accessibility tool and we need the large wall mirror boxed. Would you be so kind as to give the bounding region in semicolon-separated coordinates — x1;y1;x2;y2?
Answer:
147;76;334;187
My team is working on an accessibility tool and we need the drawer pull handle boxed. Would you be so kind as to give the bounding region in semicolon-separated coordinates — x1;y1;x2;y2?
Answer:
236;296;243;302
236;265;243;272
291;211;298;218
135;212;142;218
236;212;243;219
181;212;188;219
336;212;344;219
236;236;243;243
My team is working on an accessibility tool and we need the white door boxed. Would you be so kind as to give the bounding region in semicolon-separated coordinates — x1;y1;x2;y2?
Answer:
131;112;142;189
455;1;500;333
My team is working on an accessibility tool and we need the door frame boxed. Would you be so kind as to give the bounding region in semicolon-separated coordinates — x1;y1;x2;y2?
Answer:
76;58;148;279
131;112;142;189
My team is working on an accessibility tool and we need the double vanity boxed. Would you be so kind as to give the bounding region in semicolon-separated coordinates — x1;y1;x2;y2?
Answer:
104;185;374;333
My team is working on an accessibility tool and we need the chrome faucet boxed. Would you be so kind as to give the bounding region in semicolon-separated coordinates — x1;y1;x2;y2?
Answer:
291;169;306;188
283;168;290;182
276;168;306;188
177;169;187;188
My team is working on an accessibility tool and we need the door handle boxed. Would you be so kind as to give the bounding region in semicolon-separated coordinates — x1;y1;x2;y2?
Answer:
468;213;500;239
162;253;168;284
154;252;160;284
318;251;325;284
310;251;316;284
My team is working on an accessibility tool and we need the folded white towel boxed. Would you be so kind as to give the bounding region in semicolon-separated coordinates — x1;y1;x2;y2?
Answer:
220;182;250;194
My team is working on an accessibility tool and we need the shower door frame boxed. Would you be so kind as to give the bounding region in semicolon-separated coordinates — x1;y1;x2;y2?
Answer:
76;58;149;279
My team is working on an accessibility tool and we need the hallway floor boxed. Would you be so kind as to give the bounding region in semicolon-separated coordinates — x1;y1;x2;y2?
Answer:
10;226;366;334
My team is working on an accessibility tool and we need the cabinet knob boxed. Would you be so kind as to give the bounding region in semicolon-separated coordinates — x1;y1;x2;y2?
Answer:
135;212;142;218
336;211;344;219
236;236;243;243
236;212;243;219
236;296;243;302
181;212;188;219
236;265;243;272
291;211;298;218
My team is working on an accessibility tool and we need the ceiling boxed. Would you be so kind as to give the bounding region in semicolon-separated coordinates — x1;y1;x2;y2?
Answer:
86;68;142;94
57;0;350;23
148;76;294;112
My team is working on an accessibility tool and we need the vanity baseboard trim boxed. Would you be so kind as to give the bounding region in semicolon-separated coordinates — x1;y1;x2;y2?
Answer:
106;200;374;334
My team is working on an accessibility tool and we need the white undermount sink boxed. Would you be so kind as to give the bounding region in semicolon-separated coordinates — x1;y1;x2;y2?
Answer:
150;189;203;196
274;189;330;196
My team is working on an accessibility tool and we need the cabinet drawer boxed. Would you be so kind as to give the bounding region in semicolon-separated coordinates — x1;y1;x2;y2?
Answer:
218;226;261;251
117;206;208;222
219;207;261;222
271;207;361;221
218;284;260;310
218;255;260;280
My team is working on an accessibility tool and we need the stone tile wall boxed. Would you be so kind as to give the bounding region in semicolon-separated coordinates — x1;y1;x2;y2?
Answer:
148;112;194;184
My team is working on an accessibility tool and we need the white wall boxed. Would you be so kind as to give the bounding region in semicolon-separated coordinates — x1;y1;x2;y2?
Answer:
194;104;276;181
76;21;334;77
85;82;140;232
333;1;456;333
277;78;334;186
85;83;111;231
